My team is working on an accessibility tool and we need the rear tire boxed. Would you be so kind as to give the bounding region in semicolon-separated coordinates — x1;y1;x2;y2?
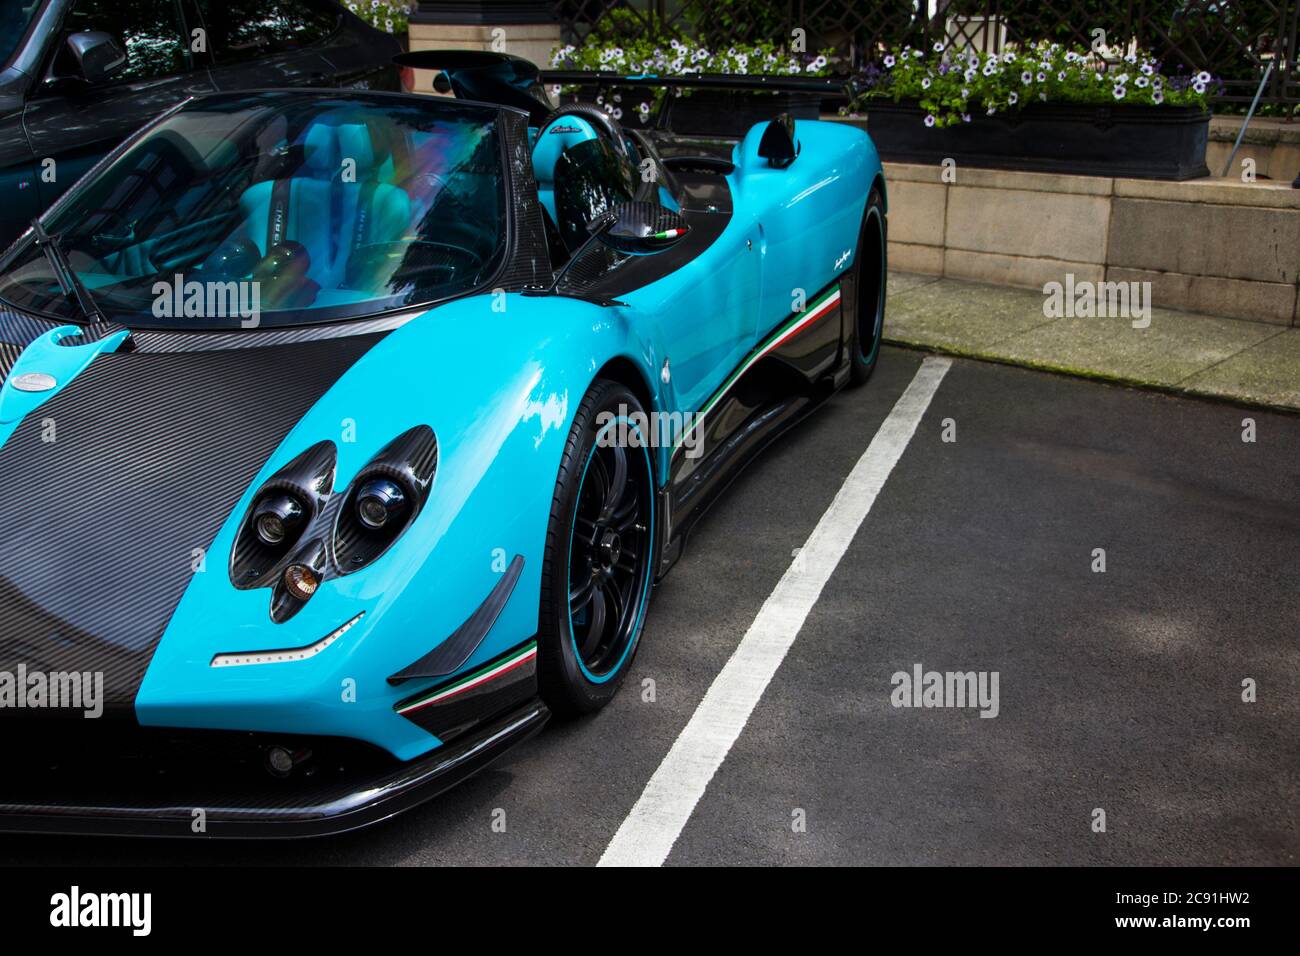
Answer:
537;380;656;716
848;188;887;386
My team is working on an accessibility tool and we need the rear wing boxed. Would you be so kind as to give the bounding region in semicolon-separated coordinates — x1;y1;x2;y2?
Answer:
395;49;847;125
540;70;846;96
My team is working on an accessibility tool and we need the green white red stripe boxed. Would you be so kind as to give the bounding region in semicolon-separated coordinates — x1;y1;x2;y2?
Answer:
397;640;537;715
674;283;841;452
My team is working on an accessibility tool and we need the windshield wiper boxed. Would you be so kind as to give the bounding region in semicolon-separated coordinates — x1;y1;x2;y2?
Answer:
31;218;104;324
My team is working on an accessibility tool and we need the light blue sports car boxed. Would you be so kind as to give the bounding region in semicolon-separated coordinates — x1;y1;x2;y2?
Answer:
0;52;886;836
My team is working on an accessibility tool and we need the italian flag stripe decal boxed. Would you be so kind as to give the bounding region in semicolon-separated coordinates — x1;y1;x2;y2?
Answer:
675;283;841;452
397;640;538;715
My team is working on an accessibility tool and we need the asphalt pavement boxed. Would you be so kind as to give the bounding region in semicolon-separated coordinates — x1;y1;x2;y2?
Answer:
0;346;1294;865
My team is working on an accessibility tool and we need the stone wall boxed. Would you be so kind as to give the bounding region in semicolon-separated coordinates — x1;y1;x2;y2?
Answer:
884;162;1300;326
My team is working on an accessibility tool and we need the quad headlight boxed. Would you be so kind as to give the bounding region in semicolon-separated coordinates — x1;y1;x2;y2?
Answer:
355;478;408;531
228;427;437;622
253;493;306;546
334;425;437;574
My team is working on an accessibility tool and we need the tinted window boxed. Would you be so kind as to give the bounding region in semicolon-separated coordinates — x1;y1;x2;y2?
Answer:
58;0;189;81
0;93;508;330
0;0;42;68
196;0;339;62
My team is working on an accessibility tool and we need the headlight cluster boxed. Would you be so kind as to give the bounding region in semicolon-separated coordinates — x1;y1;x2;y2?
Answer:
333;425;438;574
229;426;437;622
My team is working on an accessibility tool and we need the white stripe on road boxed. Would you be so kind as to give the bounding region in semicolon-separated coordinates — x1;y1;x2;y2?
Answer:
598;356;953;867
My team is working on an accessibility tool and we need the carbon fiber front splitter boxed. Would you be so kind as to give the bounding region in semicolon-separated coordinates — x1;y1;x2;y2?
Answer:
0;700;548;838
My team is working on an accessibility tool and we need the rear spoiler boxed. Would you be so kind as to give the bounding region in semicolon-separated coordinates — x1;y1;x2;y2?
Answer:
540;70;847;96
394;49;848;124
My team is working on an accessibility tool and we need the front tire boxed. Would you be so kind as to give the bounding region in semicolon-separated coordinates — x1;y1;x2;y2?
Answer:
538;380;656;716
848;188;887;386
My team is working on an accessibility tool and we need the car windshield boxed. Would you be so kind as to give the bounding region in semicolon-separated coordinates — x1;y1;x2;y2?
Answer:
0;92;508;329
0;0;42;67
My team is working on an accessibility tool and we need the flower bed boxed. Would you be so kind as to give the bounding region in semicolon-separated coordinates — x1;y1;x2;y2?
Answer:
549;38;833;136
852;41;1213;180
345;1;410;36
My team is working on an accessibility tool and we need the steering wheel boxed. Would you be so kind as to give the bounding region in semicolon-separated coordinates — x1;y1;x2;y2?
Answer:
346;239;487;293
537;102;634;165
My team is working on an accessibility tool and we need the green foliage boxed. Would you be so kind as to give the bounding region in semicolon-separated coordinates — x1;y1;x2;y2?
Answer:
855;40;1213;128
344;1;409;35
550;38;834;78
549;35;834;126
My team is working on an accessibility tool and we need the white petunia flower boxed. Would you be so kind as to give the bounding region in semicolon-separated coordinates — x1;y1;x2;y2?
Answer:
1008;91;1018;105
1113;85;1126;100
924;114;936;127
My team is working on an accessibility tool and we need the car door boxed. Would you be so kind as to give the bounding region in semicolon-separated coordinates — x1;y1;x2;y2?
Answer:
191;0;342;92
22;0;216;215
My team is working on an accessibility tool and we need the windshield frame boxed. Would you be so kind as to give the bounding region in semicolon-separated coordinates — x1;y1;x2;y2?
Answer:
0;89;525;331
0;0;50;73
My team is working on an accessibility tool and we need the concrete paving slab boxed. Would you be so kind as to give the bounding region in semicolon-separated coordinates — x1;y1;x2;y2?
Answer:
885;277;1057;352
884;273;1300;412
1180;329;1300;410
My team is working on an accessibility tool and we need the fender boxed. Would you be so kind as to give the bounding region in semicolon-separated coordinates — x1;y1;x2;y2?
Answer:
136;293;662;760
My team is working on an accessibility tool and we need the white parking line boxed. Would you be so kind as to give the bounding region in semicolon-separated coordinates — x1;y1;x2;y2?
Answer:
598;356;953;867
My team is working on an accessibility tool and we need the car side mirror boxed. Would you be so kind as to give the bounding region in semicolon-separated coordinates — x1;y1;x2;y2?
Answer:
592;201;690;256
758;113;800;169
66;32;127;84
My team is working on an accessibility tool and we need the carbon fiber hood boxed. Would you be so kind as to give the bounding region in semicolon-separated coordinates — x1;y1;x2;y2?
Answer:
0;333;382;717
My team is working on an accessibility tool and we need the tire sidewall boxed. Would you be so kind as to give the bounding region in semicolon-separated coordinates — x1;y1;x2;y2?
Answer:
849;189;887;385
540;382;654;713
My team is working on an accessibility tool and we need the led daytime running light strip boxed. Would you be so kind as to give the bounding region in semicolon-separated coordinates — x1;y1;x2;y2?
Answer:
210;612;365;668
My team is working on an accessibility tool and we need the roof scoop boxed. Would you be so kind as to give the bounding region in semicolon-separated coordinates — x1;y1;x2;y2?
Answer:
393;50;553;125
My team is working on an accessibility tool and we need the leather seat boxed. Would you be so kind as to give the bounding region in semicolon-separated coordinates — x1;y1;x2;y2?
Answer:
331;123;410;290
531;114;599;223
235;122;412;295
236;124;338;274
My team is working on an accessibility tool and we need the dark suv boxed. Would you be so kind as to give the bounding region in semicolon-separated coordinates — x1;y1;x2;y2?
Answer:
0;0;401;248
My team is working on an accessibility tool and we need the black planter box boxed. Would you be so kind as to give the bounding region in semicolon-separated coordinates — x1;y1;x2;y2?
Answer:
863;100;1210;180
562;87;821;139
